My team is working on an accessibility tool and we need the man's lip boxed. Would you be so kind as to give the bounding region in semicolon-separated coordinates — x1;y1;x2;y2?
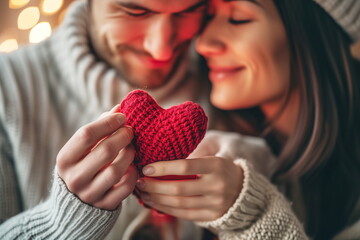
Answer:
138;55;173;68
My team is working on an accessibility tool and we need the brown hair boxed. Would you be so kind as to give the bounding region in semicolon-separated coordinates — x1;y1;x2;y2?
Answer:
271;0;360;238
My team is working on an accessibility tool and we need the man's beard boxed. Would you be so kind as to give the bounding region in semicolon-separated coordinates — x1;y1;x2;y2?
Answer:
113;44;189;89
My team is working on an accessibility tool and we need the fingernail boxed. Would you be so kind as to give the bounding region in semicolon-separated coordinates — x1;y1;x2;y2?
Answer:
142;166;155;176
136;179;145;189
124;125;133;131
115;113;126;124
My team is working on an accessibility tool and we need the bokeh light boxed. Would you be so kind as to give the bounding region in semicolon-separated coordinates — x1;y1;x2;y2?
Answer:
29;22;52;43
0;39;19;53
42;0;64;15
57;7;68;24
1;0;71;52
17;7;40;30
9;0;31;9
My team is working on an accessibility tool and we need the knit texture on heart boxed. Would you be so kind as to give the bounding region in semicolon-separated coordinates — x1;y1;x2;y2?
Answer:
117;90;208;171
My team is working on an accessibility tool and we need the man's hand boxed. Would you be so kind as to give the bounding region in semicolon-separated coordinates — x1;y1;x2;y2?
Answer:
56;107;137;210
136;156;243;221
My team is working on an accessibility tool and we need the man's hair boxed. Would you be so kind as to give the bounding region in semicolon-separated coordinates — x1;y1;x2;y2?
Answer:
270;0;360;239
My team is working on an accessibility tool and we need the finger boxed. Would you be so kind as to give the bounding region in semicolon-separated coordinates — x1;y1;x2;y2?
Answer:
140;192;211;209
109;104;121;114
76;127;134;178
98;111;110;120
142;157;220;177
148;204;221;221
136;177;209;196
77;145;135;203
188;134;219;158
94;165;138;210
57;113;127;166
142;191;234;218
61;128;134;193
97;104;121;120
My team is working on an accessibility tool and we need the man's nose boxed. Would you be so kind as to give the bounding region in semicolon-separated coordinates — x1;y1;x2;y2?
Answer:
144;15;175;61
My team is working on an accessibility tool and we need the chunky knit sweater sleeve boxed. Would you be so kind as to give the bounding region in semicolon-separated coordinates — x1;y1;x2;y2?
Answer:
0;120;22;224
0;48;121;239
192;130;308;239
0;169;121;239
197;159;308;239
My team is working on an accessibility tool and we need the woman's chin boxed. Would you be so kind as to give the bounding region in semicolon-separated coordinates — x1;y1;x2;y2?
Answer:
211;96;239;111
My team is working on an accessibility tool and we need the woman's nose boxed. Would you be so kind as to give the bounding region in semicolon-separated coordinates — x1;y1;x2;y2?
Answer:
195;19;226;57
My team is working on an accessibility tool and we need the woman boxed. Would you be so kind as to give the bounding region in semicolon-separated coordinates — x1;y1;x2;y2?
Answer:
137;0;360;239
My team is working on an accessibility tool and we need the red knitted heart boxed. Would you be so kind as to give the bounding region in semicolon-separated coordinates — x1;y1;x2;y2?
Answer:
116;90;208;172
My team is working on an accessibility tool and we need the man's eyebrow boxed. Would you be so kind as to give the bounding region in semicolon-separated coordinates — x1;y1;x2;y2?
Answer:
114;2;151;11
114;1;207;13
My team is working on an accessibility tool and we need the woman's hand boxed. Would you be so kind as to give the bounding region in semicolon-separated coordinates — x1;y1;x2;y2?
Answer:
56;106;138;210
136;156;244;221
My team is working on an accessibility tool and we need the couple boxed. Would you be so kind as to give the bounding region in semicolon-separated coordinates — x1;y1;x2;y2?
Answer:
1;0;360;239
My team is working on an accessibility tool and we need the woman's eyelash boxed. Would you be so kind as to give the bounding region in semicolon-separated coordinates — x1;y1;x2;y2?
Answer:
229;19;252;25
204;15;251;24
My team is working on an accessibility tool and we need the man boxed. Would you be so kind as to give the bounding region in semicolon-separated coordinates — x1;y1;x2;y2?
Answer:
88;0;207;88
0;0;211;238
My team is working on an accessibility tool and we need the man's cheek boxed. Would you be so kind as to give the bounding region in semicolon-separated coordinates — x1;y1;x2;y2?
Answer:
105;21;143;42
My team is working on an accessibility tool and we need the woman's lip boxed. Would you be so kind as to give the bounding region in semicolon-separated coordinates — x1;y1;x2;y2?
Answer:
208;65;244;71
208;66;244;82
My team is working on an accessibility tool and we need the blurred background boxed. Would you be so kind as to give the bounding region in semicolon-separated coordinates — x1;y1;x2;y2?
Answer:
0;0;72;53
0;0;359;59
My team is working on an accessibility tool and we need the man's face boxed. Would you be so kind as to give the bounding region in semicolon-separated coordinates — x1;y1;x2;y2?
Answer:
89;0;207;88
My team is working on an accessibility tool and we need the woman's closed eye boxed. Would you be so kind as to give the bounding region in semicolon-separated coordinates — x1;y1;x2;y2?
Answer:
229;19;252;24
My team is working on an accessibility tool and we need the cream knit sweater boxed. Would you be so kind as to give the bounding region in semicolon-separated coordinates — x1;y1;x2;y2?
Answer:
1;1;359;239
0;1;209;238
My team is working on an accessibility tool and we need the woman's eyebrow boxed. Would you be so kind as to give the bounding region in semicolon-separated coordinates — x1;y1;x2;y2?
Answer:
223;0;263;8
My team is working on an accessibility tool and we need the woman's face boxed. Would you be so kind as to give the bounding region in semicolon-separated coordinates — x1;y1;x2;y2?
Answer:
196;0;291;111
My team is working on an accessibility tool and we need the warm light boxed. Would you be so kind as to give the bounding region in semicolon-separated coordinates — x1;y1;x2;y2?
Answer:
0;39;19;53
58;7;68;24
42;0;64;15
18;7;40;30
29;22;52;43
9;0;30;9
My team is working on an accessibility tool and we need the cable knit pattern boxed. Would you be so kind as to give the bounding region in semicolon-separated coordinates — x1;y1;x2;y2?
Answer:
197;159;307;240
313;0;360;41
189;130;360;239
117;90;208;170
1;171;120;239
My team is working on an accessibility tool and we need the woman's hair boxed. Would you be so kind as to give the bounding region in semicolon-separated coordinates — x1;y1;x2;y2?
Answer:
269;0;360;238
